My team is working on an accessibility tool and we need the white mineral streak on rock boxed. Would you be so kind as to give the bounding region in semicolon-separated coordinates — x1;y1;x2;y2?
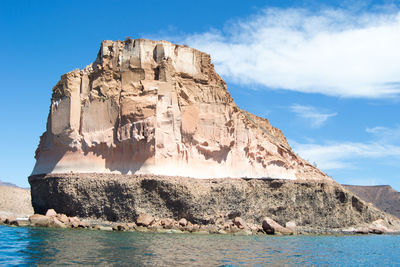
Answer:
32;39;331;181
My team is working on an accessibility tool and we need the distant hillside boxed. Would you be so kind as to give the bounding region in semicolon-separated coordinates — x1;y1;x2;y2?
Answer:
343;185;400;219
0;180;19;188
0;181;33;217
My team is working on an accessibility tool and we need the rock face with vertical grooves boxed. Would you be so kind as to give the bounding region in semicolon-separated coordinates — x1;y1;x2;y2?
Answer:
28;39;400;231
32;39;329;181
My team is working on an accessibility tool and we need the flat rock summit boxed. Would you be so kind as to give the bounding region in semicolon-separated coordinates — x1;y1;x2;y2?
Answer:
29;39;400;233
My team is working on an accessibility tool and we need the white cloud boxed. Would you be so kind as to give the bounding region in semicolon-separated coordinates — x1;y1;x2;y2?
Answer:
291;140;400;170
290;104;337;127
185;7;400;98
366;125;400;143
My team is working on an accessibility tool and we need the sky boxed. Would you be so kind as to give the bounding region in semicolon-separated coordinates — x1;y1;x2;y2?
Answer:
0;0;400;190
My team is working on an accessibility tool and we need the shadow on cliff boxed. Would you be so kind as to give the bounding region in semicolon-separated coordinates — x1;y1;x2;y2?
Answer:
82;139;154;174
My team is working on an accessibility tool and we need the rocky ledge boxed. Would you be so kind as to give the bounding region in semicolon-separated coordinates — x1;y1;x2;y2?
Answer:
28;173;400;234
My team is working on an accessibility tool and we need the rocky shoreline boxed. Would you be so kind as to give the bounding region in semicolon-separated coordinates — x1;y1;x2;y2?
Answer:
29;173;400;231
1;208;398;236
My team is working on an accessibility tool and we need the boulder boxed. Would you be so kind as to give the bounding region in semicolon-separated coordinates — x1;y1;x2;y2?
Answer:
285;221;297;234
4;216;17;225
126;222;137;230
6;216;19;226
218;229;228;234
113;223;130;231
161;218;175;229
262;217;293;235
68;216;81;228
222;223;231;230
51;217;67;228
136;213;154;227
29;214;51;227
56;214;69;224
178;218;188;227
369;227;385;234
184;224;194;232
191;224;200;232
16;219;30;227
200;225;219;234
355;227;369;234
248;223;262;233
232;217;246;229
148;224;163;231
78;221;89;228
45;209;57;217
229;225;241;233
369;219;389;234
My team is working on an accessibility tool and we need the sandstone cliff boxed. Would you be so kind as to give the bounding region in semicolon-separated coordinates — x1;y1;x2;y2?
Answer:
32;39;329;181
28;39;400;232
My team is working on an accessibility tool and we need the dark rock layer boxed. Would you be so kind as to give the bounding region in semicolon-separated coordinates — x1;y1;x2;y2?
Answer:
29;173;393;229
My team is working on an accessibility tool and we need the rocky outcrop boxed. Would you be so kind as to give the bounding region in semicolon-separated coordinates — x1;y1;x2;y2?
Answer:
32;38;328;181
343;185;400;218
28;39;400;233
262;217;293;235
28;173;400;233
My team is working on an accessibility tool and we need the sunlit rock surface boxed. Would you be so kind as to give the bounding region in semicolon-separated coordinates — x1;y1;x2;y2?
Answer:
32;39;330;181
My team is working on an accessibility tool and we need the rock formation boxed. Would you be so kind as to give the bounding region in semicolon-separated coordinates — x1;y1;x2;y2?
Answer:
28;39;400;232
29;173;400;233
32;38;328;181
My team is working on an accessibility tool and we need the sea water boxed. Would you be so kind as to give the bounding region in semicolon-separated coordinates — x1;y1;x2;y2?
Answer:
1;225;399;266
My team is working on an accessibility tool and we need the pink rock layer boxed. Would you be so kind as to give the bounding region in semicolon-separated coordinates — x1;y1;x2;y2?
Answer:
32;39;330;181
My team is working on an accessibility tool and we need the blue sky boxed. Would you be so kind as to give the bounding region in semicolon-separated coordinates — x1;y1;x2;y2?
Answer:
1;0;400;190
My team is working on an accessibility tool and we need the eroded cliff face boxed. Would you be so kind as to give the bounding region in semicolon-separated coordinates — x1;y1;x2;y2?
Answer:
32;39;329;181
30;173;399;231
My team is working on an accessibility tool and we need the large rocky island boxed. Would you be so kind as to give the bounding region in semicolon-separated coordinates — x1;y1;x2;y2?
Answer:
28;39;400;234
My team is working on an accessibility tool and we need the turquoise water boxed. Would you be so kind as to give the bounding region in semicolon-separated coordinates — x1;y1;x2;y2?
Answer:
1;225;399;266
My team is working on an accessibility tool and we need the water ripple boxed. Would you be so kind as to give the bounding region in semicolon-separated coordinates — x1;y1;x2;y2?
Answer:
0;225;400;265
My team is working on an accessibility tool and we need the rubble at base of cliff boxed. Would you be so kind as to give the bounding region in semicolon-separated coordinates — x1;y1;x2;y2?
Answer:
1;209;398;236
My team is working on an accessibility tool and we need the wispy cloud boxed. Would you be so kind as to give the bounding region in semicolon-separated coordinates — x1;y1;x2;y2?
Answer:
290;104;337;128
184;7;400;98
366;125;400;143
291;140;400;170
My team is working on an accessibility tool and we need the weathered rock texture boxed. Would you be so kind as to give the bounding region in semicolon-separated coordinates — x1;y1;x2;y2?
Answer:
29;39;400;231
28;173;400;231
32;38;328;181
343;185;400;219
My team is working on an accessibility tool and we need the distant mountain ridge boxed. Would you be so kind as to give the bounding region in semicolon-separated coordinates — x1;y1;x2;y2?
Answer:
343;185;400;219
0;180;19;188
0;180;33;217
